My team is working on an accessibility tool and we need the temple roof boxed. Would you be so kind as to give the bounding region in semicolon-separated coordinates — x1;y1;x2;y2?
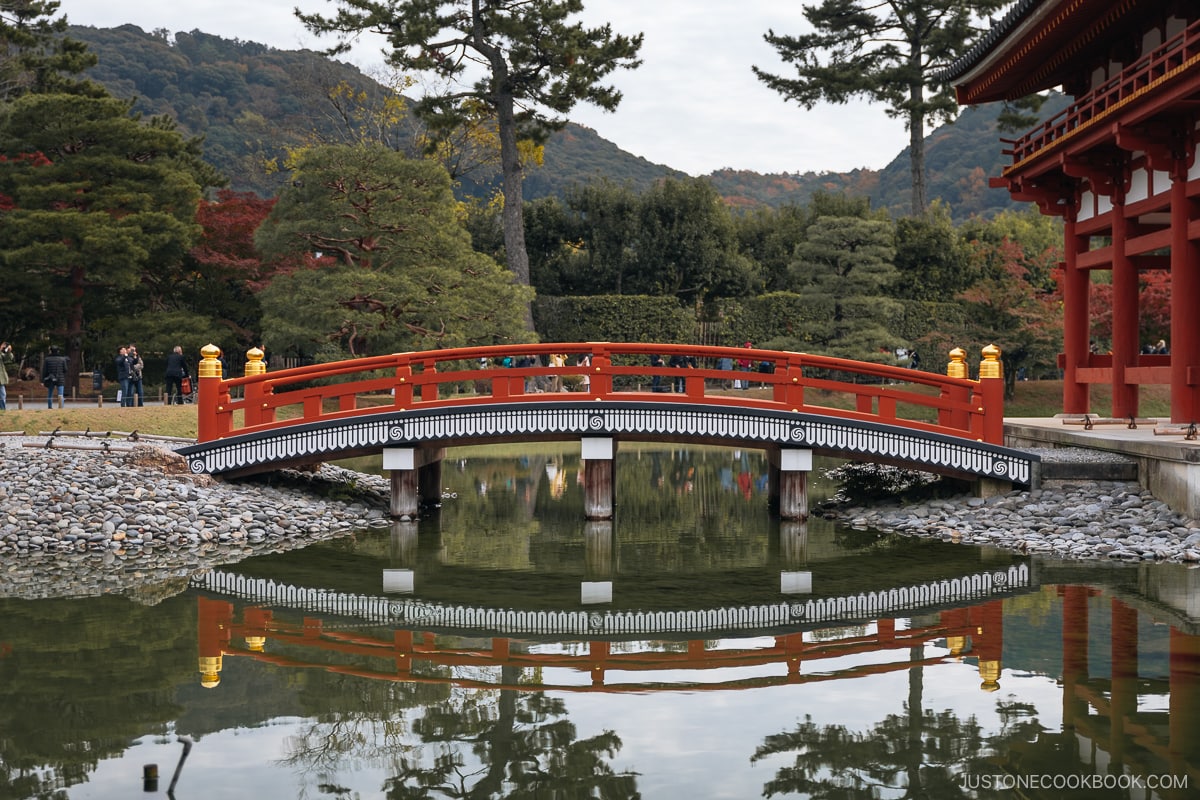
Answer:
943;0;1165;104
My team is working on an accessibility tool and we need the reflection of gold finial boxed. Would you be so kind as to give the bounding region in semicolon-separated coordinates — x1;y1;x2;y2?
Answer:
198;344;223;379
946;635;966;658
979;659;1001;692
244;636;266;652
199;655;223;688
979;344;1002;379
947;347;967;379
245;347;267;377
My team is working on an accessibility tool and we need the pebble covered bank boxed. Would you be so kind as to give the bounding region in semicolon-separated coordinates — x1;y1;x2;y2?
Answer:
3;437;1199;600
0;437;391;599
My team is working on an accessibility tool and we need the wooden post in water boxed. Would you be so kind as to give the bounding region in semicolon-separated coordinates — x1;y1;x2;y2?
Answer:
770;449;811;521
582;520;614;604
384;447;444;518
581;438;615;520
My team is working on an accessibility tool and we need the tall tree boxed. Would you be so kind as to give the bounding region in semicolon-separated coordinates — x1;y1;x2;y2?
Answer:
753;0;1007;214
0;0;98;101
254;144;533;359
0;93;210;386
297;1;644;330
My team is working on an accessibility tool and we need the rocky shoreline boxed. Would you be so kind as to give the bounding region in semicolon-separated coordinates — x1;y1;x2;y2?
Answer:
3;435;1199;600
829;478;1200;563
1;437;393;598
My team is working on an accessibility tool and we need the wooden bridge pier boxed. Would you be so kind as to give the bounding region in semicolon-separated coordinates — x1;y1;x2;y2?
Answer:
384;447;445;518
769;449;812;521
582;438;615;520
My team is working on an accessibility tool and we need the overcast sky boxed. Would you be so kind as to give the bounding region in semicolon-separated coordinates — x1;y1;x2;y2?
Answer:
64;0;913;177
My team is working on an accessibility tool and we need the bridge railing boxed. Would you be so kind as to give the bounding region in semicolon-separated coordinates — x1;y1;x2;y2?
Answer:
196;343;1005;445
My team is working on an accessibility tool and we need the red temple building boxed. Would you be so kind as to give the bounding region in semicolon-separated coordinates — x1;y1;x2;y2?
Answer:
944;0;1200;423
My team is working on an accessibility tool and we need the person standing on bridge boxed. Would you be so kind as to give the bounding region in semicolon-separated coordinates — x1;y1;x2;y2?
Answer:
735;342;753;389
668;353;689;392
650;354;666;392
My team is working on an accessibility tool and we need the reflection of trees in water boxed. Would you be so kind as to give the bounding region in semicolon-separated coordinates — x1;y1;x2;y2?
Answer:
0;595;195;798
281;666;639;799
752;650;1008;799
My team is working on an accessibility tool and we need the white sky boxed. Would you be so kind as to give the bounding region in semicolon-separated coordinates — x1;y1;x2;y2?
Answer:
64;0;913;177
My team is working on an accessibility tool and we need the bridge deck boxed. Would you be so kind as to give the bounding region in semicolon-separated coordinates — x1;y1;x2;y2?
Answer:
181;343;1036;483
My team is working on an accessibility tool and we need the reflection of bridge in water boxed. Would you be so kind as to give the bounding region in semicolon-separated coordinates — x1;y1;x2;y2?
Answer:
190;576;1200;795
192;563;1031;638
193;592;1008;695
192;561;1031;694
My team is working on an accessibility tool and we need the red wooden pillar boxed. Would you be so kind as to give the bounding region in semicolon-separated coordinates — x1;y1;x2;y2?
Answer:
1063;213;1091;414
1109;599;1138;765
1170;174;1200;423
1169;626;1200;781
1110;190;1139;418
1061;586;1090;732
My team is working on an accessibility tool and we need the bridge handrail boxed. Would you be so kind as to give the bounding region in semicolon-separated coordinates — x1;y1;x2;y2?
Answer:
197;343;1004;445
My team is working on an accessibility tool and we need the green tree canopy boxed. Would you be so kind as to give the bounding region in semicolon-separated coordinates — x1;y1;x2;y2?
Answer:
254;144;533;360
0;0;99;101
297;1;643;330
753;0;1007;214
0;92;208;381
786;214;902;360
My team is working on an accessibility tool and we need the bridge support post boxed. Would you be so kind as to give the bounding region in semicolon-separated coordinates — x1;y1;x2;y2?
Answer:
769;449;811;521
582;521;614;604
384;447;444;518
779;520;812;596
581;438;615;521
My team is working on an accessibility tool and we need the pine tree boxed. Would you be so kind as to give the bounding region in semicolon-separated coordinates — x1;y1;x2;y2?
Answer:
296;0;643;330
0;94;207;386
254;144;533;359
753;0;1008;214
0;0;99;101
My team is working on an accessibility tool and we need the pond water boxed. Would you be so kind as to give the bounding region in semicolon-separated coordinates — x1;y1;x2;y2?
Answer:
2;444;1198;800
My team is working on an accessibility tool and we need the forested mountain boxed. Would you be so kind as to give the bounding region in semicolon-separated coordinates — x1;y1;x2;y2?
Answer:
70;24;1055;221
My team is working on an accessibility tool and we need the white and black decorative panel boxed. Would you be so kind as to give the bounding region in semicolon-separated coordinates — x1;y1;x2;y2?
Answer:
193;563;1031;637
178;401;1038;483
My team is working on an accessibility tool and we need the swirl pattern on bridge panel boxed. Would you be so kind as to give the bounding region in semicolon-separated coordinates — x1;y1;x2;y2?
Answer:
178;403;1037;484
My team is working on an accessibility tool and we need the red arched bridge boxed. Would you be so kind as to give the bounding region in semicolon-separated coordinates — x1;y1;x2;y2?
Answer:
178;343;1037;518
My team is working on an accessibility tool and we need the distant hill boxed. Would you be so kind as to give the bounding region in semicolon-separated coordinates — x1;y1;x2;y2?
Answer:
70;24;1058;221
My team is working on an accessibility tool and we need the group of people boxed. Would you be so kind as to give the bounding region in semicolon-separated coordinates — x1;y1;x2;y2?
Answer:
0;343;194;409
113;345;145;407
114;344;191;406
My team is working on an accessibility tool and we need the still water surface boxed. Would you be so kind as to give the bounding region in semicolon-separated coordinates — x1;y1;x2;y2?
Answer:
2;445;1198;799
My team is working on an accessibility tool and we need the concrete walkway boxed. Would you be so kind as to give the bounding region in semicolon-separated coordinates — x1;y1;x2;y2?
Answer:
1006;416;1200;520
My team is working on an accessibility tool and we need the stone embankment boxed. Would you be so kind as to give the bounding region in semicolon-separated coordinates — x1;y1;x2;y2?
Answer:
830;478;1200;563
1;435;392;599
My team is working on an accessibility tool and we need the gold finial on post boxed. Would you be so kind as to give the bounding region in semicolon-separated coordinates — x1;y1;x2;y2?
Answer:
245;346;266;376
198;344;222;379
978;659;1001;692
979;344;1002;379
946;347;968;379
